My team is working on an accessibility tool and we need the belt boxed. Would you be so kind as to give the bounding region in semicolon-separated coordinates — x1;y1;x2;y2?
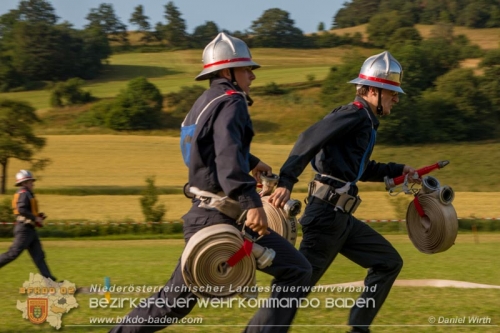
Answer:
309;180;362;214
189;187;243;220
16;216;35;227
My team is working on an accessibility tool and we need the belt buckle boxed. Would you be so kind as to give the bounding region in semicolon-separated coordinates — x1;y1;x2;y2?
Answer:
344;196;362;214
326;191;340;205
200;196;211;204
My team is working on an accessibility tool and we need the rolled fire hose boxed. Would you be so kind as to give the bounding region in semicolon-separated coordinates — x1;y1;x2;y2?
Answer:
261;196;299;246
181;224;274;299
259;173;301;246
406;176;458;254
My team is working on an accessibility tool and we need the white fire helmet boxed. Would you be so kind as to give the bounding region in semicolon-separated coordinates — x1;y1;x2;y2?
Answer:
195;32;260;81
15;170;36;186
349;51;405;94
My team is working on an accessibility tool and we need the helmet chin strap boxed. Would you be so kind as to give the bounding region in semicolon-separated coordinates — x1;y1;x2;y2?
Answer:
376;88;383;116
229;68;253;106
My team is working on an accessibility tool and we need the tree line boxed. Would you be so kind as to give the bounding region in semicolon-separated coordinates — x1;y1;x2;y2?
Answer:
334;0;500;29
2;0;500;93
0;0;110;92
320;23;500;144
0;0;348;92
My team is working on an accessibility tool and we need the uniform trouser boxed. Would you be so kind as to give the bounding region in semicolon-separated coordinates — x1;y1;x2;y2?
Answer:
0;223;56;280
110;205;312;333
298;197;403;333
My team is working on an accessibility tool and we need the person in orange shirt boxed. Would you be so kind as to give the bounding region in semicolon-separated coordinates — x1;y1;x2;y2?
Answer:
0;170;57;281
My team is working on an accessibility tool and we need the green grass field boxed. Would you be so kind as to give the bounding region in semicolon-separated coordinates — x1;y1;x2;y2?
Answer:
0;234;498;332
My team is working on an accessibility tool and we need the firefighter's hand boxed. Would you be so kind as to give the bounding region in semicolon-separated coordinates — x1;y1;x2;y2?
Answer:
268;187;290;209
251;161;272;184
35;216;44;227
403;165;422;184
245;207;270;237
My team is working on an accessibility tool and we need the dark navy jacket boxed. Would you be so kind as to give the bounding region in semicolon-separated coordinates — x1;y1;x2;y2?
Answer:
184;78;262;210
277;96;405;195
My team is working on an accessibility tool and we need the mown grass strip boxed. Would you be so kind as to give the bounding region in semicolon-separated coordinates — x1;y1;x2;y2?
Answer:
0;234;498;332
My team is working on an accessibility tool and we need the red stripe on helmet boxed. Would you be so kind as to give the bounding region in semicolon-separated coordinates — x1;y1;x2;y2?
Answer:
203;57;252;69
358;74;400;87
17;177;33;182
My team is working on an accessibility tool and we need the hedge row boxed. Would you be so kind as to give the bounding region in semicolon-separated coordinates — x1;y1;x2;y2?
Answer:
0;219;498;239
0;221;183;238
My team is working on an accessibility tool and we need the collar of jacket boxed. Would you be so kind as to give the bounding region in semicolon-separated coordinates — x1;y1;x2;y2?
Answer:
354;96;380;129
210;78;253;106
18;186;33;194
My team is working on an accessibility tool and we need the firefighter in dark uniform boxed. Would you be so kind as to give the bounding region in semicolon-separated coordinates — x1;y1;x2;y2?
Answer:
269;51;420;333
110;32;311;333
0;170;57;281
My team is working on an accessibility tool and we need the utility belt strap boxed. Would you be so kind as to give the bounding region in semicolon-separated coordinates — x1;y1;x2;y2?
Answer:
308;180;362;215
16;216;35;226
190;187;242;220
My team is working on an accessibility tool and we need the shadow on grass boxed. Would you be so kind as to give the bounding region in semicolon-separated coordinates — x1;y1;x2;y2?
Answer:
97;64;183;81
